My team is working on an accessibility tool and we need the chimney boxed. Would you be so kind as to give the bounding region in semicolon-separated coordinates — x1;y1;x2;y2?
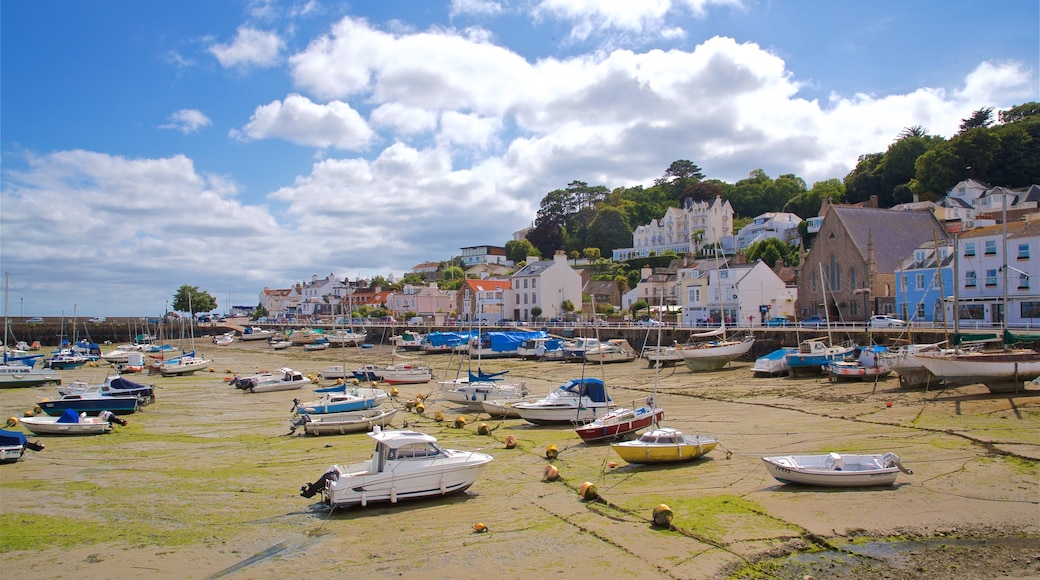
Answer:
553;251;567;264
527;255;540;265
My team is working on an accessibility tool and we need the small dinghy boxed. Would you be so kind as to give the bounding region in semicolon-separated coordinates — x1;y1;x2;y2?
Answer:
761;452;913;487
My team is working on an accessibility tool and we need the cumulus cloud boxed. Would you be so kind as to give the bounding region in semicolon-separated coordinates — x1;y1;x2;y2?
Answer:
450;0;503;18
533;0;743;40
209;26;285;68
235;94;374;149
159;109;212;134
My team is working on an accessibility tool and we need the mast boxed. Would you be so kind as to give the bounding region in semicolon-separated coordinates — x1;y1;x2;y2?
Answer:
819;263;832;346
3;272;9;351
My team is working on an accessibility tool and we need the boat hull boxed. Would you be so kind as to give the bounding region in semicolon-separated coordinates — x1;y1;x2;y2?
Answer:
575;407;663;443
513;403;611;425
611;430;718;464
38;396;139;416
18;416;113;435
761;453;907;487
681;337;755;371
914;351;1040;393
296;408;398;436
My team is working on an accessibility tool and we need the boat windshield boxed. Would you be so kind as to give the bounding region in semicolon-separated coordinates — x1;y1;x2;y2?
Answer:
388;442;443;460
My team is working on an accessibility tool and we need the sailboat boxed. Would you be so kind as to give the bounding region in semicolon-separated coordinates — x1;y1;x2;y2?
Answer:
1;273;61;388
913;210;1040;393
785;264;855;375
610;326;718;463
160;294;213;377
678;242;754;371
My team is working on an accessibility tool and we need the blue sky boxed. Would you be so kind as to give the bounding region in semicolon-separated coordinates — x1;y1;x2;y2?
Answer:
2;0;1037;317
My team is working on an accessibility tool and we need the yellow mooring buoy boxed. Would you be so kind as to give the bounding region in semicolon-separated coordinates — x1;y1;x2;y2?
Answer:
454;416;466;428
652;504;673;528
545;444;559;459
433;410;445;422
477;423;490;435
579;482;598;501
415;402;425;415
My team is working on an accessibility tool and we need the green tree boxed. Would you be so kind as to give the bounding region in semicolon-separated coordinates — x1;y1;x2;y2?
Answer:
251;304;268;321
505;239;539;263
911;144;963;197
998;101;1040;124
370;275;391;289
655;159;705;200
844;153;884;204
745;238;798;268
172;285;217;315
531;306;543;319
438;266;465;291
585;206;631;257
630;299;648;317
582;247;601;261
959;106;995;132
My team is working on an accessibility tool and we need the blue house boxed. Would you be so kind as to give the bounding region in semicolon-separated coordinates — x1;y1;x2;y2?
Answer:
894;240;955;323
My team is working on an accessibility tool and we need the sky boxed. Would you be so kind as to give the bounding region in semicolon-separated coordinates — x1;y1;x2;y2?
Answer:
1;0;1037;317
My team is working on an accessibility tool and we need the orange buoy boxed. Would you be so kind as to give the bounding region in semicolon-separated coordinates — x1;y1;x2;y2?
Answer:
579;482;598;500
543;464;559;481
652;504;673;527
472;522;488;533
477;423;490;435
545;444;559;459
5;417;18;428
454;416;466;428
608;461;617;469
504;435;517;449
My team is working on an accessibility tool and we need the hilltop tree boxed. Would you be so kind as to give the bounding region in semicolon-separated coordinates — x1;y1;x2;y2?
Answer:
172;285;217;315
505;239;539;263
745;238;799;268
998;102;1040;124
959;107;995;132
655;159;705;201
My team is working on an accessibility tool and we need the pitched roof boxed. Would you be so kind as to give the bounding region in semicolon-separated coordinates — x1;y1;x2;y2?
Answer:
463;279;510;293
831;207;948;272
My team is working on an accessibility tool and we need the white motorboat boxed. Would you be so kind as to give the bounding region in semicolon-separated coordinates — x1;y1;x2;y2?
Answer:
378;364;433;385
326;330;367;347
234;368;311;393
269;340;292;350
299;428;493;507
14;409;127;436
512;377;613;425
159;352;213;377
239;327;276;341
389;331;424;351
751;347;797;377
0;363;61;388
439;379;529;411
289;407;398;436
762;452;913;487
0;429;43;462
584;339;638;364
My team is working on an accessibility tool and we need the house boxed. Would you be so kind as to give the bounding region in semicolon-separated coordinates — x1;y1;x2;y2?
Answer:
505;251;583;322
612;195;734;261
951;216;1040;327
464;262;513;280
679;261;796;327
456;279;511;323
460;245;511;268
583;280;622;312
296;273;347;319
893;240;956;323
259;286;301;320
795;206;949;322
622;265;677;315
409;261;441;277
733;212;802;250
386;284;456;322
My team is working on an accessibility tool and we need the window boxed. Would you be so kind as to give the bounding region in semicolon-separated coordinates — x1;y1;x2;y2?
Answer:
964;242;976;257
916;303;926;319
1019;244;1029;260
985;269;997;286
523;279;528;289
1019;273;1030;290
1022;301;1040;319
532;292;537;302
985;240;997;255
915;273;925;290
965;271;976;287
959;304;984;320
688;287;701;303
531;279;536;288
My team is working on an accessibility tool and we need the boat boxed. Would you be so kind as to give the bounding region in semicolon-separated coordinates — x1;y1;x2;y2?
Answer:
751;347;797;377
785;339;856;376
351;364;384;381
610;427;718;464
212;332;235;346
480;398;536;418
326;329;367;347
44;350;91;370
289;407;398;436
0;363;62;388
641;344;685;367
239;326;276;341
15;408;127;436
389;331;424;351
584;339;638;364
100;345;143;364
303;340;330;351
116;352;146;374
440;378;530;411
159;351;212;377
234;368;311;393
679;331;755;371
269;339;292;350
298;428;493;508
292;388;388;414
560;337;600;362
575;403;664;443
37;393;140;416
512;377;613;425
912;347;1040;393
878;342;946;389
761;452;913;487
58;375;155;404
825;345;893;381
0;429;43;462
378;363;433;385
318;365;353;380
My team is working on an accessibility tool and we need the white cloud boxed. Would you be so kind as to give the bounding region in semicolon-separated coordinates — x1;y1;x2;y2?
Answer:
438;112;502;149
235;93;374;149
533;0;744;40
955;60;1034;104
209;27;285;68
159;109;212;134
369;103;438;136
450;0;504;18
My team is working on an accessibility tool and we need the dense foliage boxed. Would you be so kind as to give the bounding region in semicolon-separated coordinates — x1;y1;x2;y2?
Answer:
171;285;217;315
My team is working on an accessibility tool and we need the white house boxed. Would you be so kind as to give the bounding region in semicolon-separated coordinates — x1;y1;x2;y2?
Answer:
505;252;583;321
296;273;346;318
613;195;734;260
679;261;796;327
734;212;802;249
951;215;1039;327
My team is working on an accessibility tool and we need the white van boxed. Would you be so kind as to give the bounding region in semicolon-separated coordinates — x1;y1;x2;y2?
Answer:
408;316;425;325
88;316;107;323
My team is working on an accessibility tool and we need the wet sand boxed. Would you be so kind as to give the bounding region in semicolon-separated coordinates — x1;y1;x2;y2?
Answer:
1;339;1038;579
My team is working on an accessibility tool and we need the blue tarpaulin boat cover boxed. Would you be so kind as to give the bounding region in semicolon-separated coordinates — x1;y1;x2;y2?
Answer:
557;377;611;403
58;409;82;423
0;429;27;446
482;330;548;352
422;331;477;348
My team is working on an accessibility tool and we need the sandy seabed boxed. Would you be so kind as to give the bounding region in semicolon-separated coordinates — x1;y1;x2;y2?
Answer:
1;338;1038;579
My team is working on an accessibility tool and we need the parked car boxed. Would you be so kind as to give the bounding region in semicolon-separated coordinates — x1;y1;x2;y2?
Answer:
26;317;44;324
868;315;907;328
408;316;425;325
766;316;793;327
88;316;107;323
637;318;662;327
799;315;825;328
